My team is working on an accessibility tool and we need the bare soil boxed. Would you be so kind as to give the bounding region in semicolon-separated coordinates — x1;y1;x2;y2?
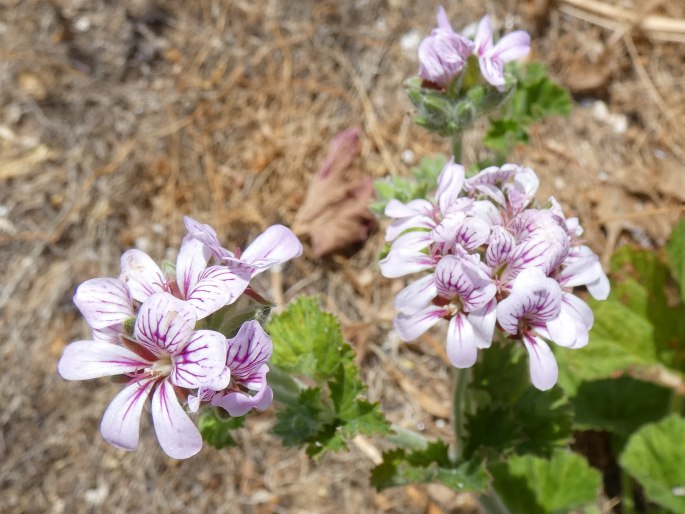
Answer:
1;1;684;513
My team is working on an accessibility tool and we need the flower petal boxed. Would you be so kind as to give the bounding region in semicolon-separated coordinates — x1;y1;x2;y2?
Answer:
226;321;273;380
486;225;515;268
184;216;234;260
545;293;593;349
394;274;437;314
100;378;155;451
468;299;497;349
474;15;493;55
496;268;562;333
135;293;197;356
74;278;134;330
436;159;465;214
384;198;434;219
171;330;228;388
523;334;558;391
185;265;250;319
151;379;203;459
393;305;445;341
240;225;303;275
176;236;211;300
119;249;166;303
212;367;273;417
446;314;478;368
491;30;530;62
58;340;151;380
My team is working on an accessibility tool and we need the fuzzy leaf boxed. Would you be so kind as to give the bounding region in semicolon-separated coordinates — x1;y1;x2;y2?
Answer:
198;410;246;449
463;344;573;458
620;415;685;513
371;441;488;492
573;377;671;438
491;450;601;514
268;296;351;382
268;297;389;457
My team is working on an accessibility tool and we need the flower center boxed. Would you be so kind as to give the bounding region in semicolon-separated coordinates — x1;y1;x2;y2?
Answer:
149;354;173;377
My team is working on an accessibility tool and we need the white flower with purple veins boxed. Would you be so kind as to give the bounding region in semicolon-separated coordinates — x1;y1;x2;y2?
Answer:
474;15;530;90
496;268;580;391
418;6;475;88
211;320;274;416
58;293;229;459
395;255;497;368
183;216;303;278
380;159;610;391
120;234;250;320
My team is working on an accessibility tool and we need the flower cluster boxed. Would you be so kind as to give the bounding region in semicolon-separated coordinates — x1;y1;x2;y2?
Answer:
418;6;530;90
380;161;609;390
58;217;302;458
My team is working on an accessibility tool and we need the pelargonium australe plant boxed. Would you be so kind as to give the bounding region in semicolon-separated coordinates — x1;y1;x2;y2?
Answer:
58;217;302;458
379;161;609;390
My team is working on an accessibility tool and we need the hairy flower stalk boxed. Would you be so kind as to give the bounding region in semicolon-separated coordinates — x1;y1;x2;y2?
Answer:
58;217;302;458
380;160;609;390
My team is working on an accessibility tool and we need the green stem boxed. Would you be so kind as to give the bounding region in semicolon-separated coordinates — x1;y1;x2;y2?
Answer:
621;469;636;514
451;131;463;164
478;490;511;514
387;424;429;451
452;367;470;459
268;365;302;406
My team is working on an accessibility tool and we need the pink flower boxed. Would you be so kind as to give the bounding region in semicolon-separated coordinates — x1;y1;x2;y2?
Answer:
474;15;530;90
418;6;475;88
58;293;229;459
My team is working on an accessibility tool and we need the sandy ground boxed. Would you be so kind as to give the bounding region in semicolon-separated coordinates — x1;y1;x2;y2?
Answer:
1;0;684;513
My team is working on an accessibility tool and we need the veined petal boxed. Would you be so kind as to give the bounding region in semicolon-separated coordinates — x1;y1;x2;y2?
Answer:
435;5;452;32
435;255;496;311
446;313;478;368
58;340;151;380
74;278;134;330
171;330;228;389
135;293;197;356
486;225;515;268
468;299;497;349
151;379;202;459
478;56;505;88
386;215;435;242
240;225;303;275
212;385;274;417
100;378;156;451
185;265;250;319
176;237;211;300
384;198;433;219
497;268;562;333
393;305;445;341
587;272;610;301
491;30;530;62
523;334;558;391
184;216;234;260
474;15;494;55
545;293;593;348
119;250;167;303
394;274;437;314
436;159;465;215
226;321;273;380
379;249;435;278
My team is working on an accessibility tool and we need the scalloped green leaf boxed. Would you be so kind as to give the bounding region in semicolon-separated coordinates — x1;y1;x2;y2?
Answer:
573;377;671;438
491;450;601;514
620;415;685;513
371;441;488;492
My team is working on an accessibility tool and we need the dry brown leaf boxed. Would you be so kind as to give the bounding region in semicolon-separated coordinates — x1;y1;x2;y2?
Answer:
293;127;376;257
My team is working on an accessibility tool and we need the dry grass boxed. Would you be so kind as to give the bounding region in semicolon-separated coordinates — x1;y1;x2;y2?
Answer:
1;0;684;512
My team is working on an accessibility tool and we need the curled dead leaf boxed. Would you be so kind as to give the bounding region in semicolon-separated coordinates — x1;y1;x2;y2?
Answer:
293;127;376;257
